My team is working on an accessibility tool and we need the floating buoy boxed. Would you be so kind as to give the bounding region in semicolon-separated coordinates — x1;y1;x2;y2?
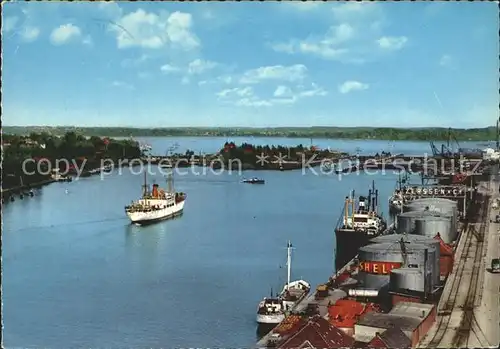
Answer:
65;189;69;194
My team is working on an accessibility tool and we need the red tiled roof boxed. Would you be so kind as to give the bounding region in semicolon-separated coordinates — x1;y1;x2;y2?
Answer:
329;300;380;328
367;336;387;348
278;315;354;349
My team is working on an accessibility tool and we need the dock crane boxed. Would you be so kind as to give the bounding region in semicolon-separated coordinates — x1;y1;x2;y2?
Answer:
429;128;461;158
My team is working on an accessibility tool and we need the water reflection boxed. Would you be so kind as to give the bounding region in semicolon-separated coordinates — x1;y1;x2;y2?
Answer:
124;215;184;250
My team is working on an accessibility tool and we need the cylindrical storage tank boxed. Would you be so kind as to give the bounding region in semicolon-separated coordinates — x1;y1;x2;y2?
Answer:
414;215;454;244
404;198;458;237
396;210;444;234
370;234;440;286
390;268;428;293
357;242;436;290
404;198;458;215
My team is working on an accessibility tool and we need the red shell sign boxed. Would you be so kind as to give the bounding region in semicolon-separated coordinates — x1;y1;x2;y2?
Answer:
358;261;402;275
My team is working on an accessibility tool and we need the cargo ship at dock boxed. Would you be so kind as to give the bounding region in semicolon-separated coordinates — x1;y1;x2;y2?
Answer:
256;174;483;348
256;241;311;326
334;181;387;271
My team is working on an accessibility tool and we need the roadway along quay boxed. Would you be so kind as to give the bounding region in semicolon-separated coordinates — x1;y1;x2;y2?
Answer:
474;176;500;347
418;175;500;348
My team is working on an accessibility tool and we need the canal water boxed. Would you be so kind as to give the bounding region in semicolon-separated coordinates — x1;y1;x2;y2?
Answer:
2;137;470;348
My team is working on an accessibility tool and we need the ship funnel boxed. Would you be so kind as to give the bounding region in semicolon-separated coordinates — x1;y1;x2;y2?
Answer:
152;184;159;197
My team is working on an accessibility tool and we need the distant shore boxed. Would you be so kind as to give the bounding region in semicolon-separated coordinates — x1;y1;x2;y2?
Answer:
3;126;496;142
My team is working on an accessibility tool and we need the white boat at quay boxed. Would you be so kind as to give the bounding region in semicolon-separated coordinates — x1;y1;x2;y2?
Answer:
256;241;311;325
125;170;186;225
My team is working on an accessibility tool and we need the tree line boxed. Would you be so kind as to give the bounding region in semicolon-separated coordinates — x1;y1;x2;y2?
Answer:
2;131;143;189
219;141;347;165
3;126;498;141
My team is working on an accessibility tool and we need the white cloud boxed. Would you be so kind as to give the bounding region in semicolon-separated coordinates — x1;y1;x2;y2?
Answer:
20;26;40;42
270;42;295;54
271;3;407;63
274;85;293;97
160;59;218;79
217;86;254;98
109;9;199;50
50;24;82;45
160;64;181;73
3;16;19;33
298;83;328;97
338;80;369;94
235;98;273;107
271;24;353;60
376;36;408;50
111;81;135;90
439;54;456;69
97;1;124;20
274;83;327;101
331;2;380;20
82;35;93;46
217;83;327;108
240;64;308;84
219;76;233;84
188;59;218;75
217;87;273;107
288;1;322;11
198;75;233;86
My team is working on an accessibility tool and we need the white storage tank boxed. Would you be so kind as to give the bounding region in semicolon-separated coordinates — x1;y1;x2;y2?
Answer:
370;234;440;286
414;215;455;244
357;242;437;290
396;210;444;234
404;198;458;235
404;197;458;215
390;268;429;294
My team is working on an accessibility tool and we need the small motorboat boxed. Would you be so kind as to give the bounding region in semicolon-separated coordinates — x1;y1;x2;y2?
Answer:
242;177;265;184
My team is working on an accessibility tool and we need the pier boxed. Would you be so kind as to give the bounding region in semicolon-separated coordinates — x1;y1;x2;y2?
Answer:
418;170;500;348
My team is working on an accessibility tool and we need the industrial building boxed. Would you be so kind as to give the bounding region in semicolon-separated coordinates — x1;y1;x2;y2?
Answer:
365;327;412;348
357;242;437;292
354;302;436;347
401;198;459;243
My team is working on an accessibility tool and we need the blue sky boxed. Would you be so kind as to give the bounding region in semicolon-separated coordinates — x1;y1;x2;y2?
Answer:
2;1;498;128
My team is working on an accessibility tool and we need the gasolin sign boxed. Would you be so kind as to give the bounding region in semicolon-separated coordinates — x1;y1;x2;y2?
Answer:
359;261;402;275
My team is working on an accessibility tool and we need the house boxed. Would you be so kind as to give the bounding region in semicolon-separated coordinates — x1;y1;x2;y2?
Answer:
277;315;354;349
367;327;412;348
354;302;436;347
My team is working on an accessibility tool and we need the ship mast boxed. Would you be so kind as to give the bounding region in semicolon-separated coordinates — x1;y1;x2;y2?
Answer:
286;240;293;290
142;170;148;197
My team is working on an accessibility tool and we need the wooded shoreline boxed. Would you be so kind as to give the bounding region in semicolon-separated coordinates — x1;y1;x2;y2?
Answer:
3;126;496;142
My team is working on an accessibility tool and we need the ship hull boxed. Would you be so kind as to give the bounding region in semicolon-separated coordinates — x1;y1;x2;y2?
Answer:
389;201;402;214
127;200;185;225
334;229;373;271
256;313;285;325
